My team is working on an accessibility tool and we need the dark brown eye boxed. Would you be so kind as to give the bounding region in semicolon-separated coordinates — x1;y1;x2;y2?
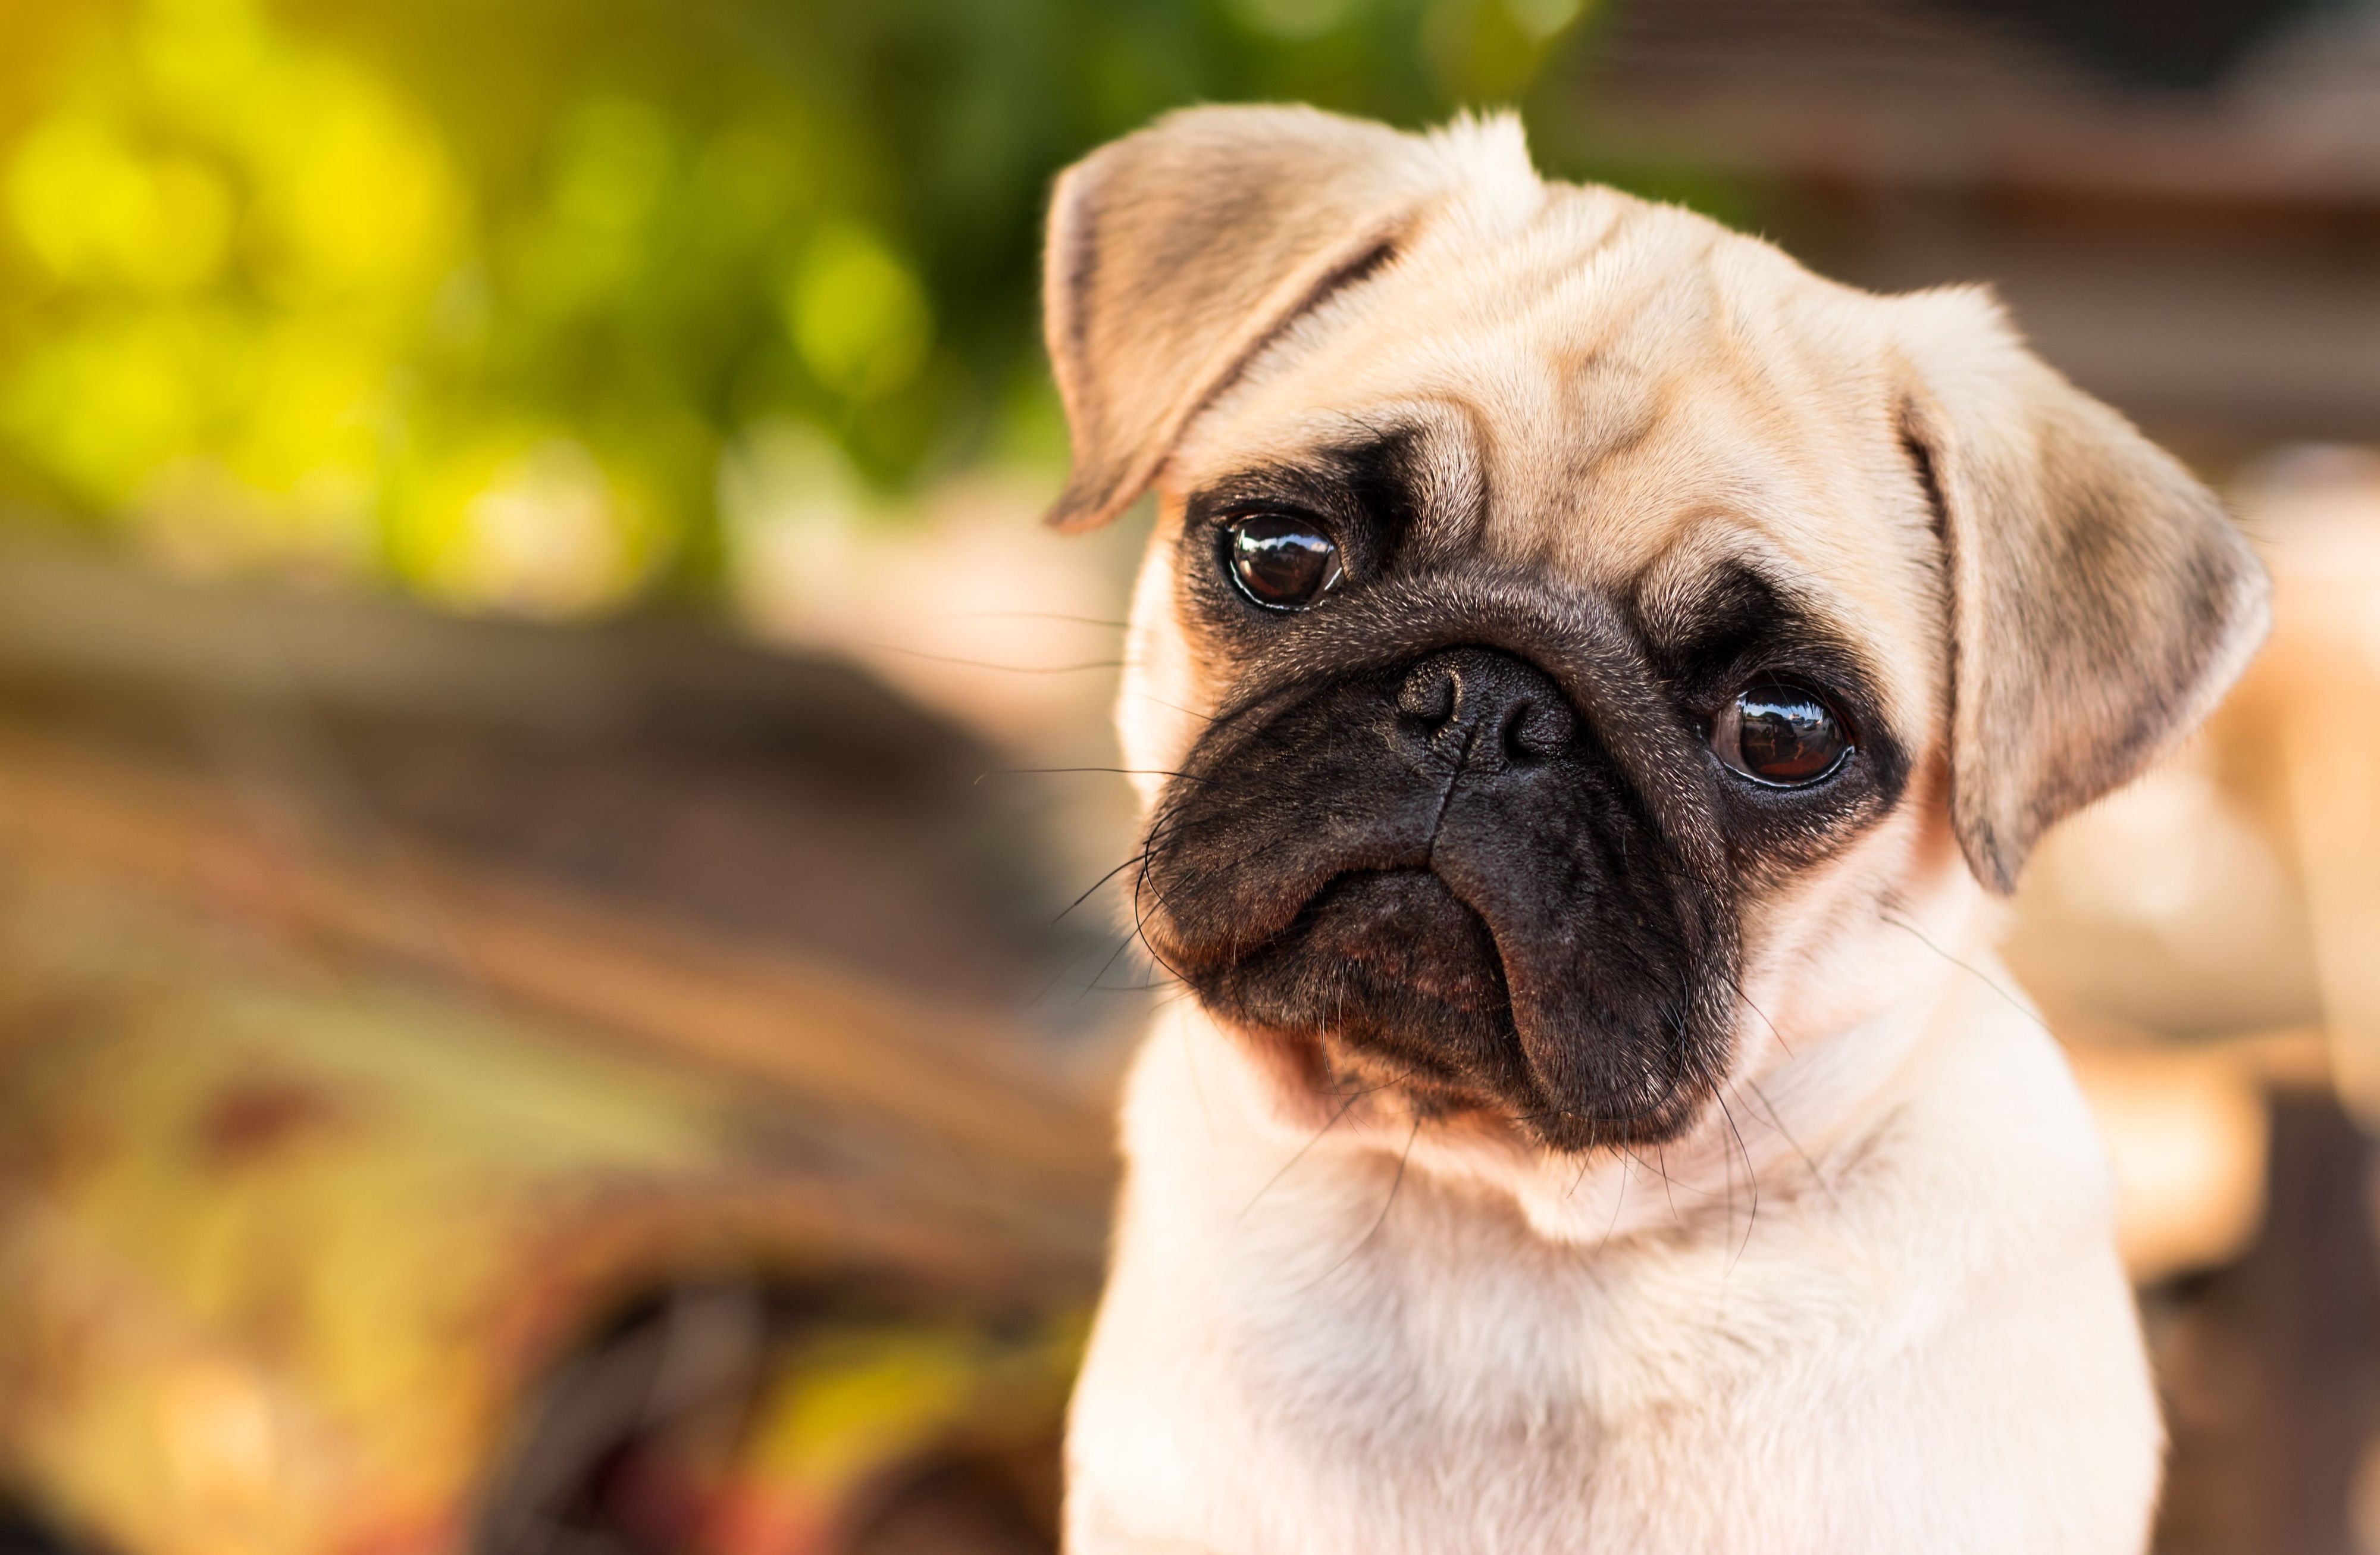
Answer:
1711;683;1850;786
1224;512;1343;609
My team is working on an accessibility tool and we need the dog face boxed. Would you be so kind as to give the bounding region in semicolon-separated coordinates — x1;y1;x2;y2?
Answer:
1042;108;2267;1157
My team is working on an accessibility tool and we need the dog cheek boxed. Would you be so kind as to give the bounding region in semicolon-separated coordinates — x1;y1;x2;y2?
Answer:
1116;542;1208;806
1731;797;1976;1072
1731;889;1882;1075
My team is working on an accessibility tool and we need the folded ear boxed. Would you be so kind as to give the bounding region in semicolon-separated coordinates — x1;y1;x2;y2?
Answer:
1897;287;2270;893
1041;105;1503;531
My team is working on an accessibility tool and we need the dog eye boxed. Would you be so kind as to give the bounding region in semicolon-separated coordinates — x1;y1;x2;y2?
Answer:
1710;683;1850;786
1223;512;1344;609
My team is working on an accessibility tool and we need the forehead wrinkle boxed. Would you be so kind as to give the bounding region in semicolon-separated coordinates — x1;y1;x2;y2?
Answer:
1398;179;1644;330
1623;518;1935;758
1621;467;1939;750
1515;367;1790;591
1633;517;1828;637
1384;391;1495;562
1175;190;1914;620
1176;198;1715;512
1177;394;1498;568
1194;187;1636;424
1473;224;1754;568
1563;246;1886;525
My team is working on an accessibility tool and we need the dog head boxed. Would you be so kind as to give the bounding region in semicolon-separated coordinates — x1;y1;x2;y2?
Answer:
1041;107;2268;1160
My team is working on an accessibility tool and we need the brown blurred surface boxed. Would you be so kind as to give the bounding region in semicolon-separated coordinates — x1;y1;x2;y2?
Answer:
1562;0;2380;457
0;539;1114;1554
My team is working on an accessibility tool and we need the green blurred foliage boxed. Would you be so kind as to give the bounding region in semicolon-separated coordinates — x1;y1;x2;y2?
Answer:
0;0;1596;614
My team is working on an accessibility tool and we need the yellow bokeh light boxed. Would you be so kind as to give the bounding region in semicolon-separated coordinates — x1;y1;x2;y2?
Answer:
2;308;243;506
551;97;676;234
7;117;234;295
249;66;465;304
390;433;657;618
784;220;934;402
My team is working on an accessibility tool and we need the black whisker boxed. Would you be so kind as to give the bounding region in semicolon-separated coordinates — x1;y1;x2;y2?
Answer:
1714;1089;1758;1274
1880;910;2055;1038
863;644;1128;674
1234;1090;1361;1229
1130;690;1219;725
932;611;1129;629
977;765;1207;783
1596;1154;1632;1250
1054;849;1151;925
1297;1115;1421;1294
1029;926;1136;1008
1743;1078;1839;1208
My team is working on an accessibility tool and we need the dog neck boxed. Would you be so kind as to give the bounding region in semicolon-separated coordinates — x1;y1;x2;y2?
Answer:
1128;862;2002;1255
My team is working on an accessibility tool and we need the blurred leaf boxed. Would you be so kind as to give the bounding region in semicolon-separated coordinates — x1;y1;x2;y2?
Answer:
0;0;1599;616
787;221;934;403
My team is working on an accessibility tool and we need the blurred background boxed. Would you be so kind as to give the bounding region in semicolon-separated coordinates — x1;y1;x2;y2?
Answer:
0;0;2373;1550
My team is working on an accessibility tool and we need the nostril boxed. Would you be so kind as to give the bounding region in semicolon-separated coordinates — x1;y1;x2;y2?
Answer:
1396;650;1576;764
1502;696;1575;761
1397;664;1460;730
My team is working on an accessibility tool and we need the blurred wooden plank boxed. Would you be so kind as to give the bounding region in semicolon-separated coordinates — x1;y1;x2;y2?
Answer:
0;725;1116;1243
2152;1097;2380;1555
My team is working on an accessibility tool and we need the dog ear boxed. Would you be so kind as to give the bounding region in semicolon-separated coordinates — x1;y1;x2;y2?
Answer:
1041;105;1492;532
1897;287;2270;894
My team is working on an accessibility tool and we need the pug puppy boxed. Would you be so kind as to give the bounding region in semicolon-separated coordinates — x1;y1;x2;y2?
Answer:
1041;106;2267;1554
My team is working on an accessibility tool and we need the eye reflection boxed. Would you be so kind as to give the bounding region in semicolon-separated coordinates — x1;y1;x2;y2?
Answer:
1224;512;1343;609
1710;683;1850;786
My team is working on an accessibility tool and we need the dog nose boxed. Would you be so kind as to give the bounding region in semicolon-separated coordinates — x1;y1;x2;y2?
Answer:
1395;648;1576;765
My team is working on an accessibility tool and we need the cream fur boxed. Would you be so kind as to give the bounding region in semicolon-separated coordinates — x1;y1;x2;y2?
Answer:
1048;107;2249;1554
1069;966;2157;1553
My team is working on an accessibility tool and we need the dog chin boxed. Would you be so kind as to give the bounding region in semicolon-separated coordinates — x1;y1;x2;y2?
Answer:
1183;990;1717;1251
1176;869;1708;1154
